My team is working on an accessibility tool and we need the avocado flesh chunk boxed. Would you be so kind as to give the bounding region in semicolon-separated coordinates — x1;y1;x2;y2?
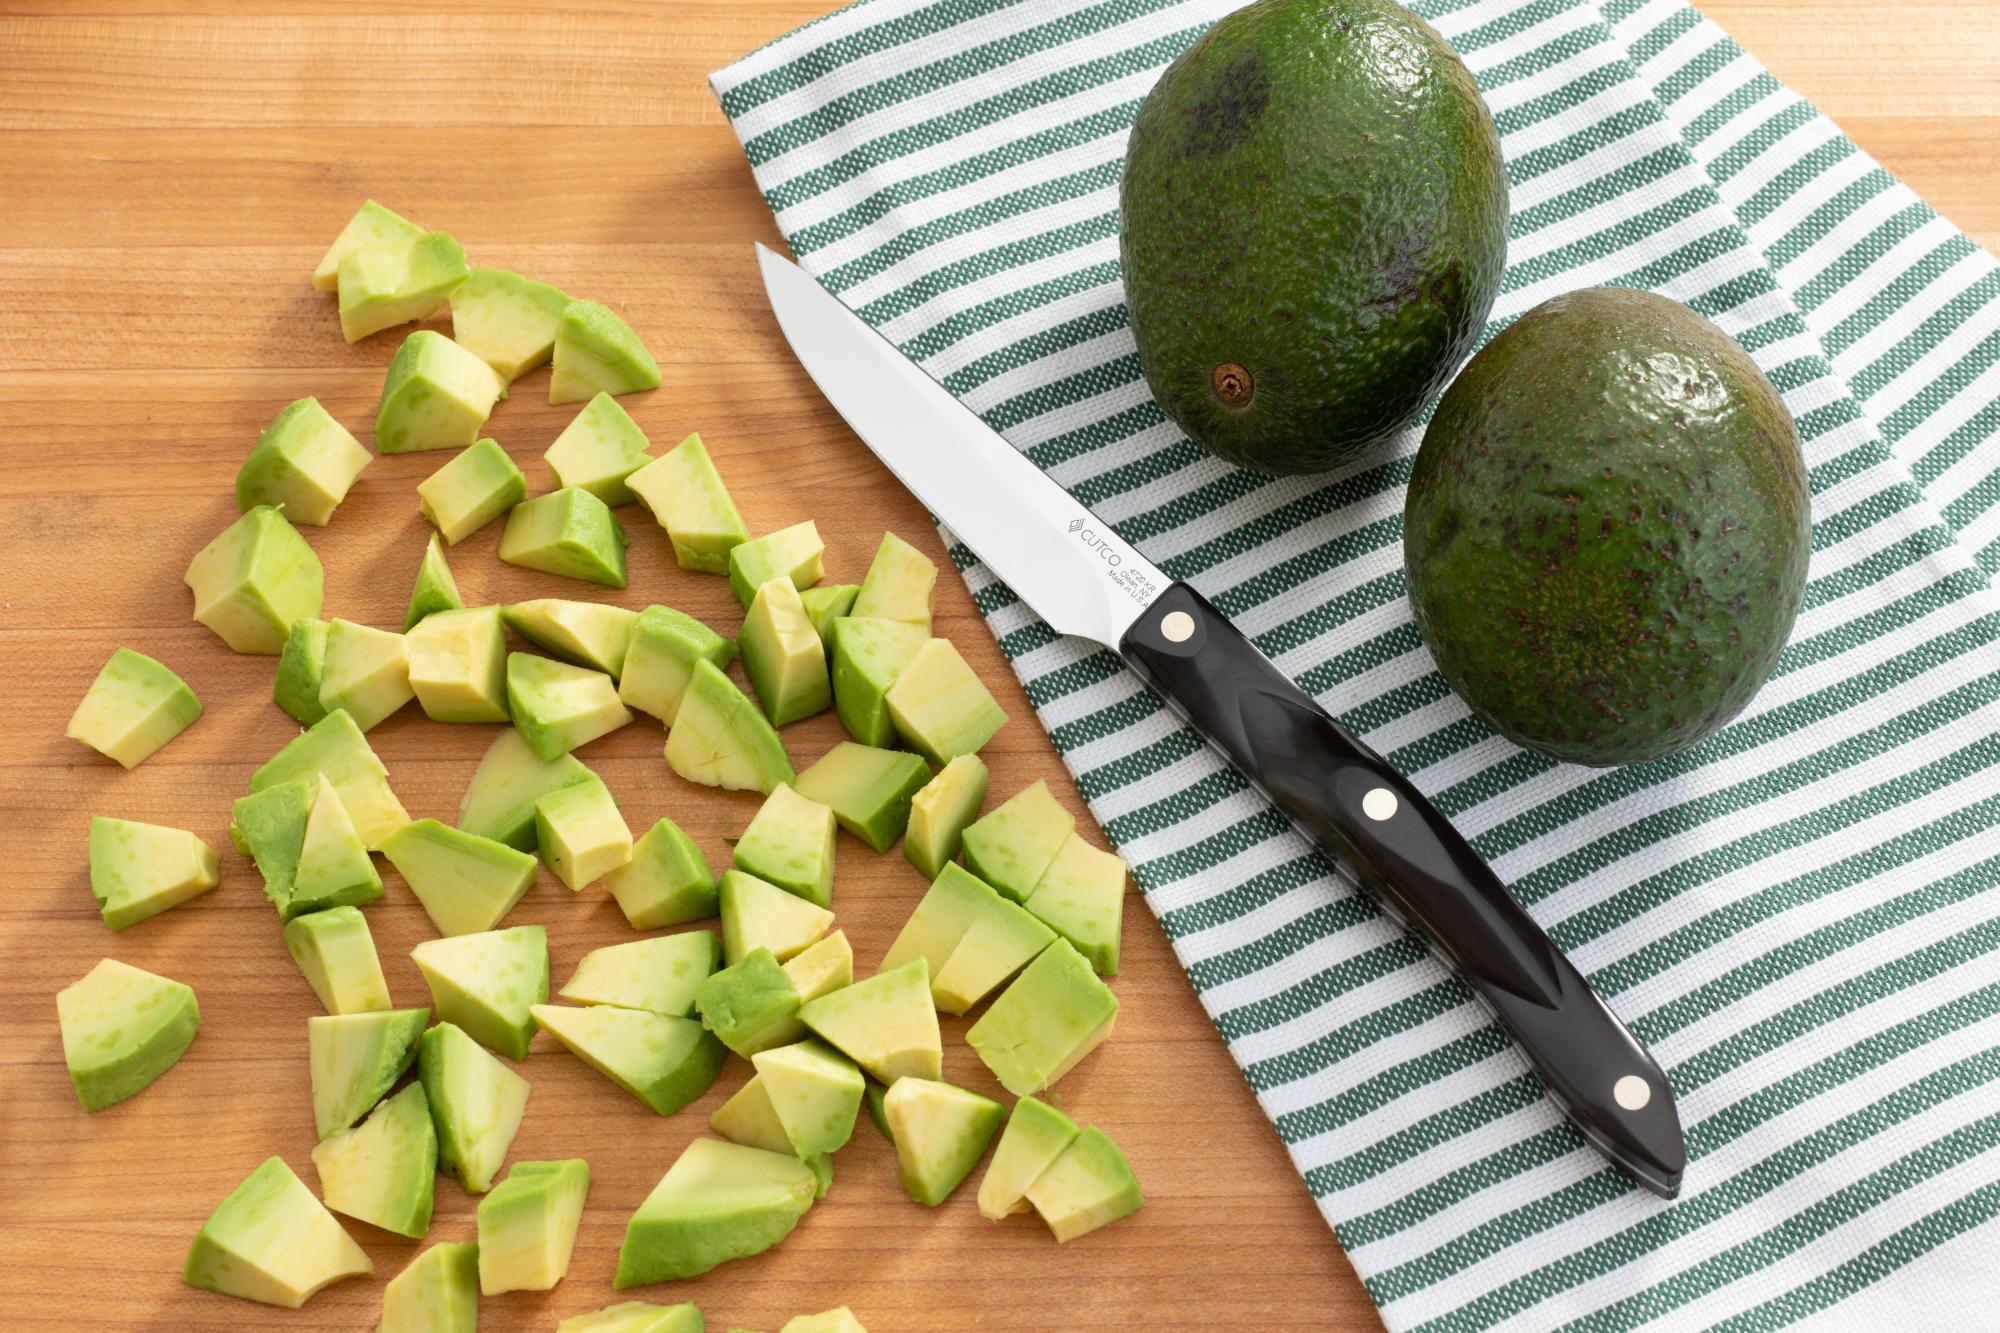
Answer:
1120;0;1507;474
931;889;1055;1017
627;431;750;573
884;1077;1004;1206
420;1021;531;1194
546;391;653;505
1026;1125;1143;1242
1405;286;1811;765
375;329;506;453
829;616;928;748
667;658;795;794
183;1156;371;1307
419;437;527;545
1025;834;1126;974
884;638;1006;765
753;1038;864;1159
614;1138;816;1287
274;618;330;726
710;1072;794;1155
407;603;510;723
309;1007;428;1138
799;583;859;645
378;1241;479;1333
295;774;385;912
283;905;391;1014
728;520;825;609
536;773;633;890
381;819;539;936
733;783;836;908
67;646;203;768
605;817;717;929
457;726;593;849
58;958;199;1111
794;742;932;853
500;485;631;587
721;869;834;965
852;530;936;628
560;930;719;1017
88;816;219;929
904;753;988;880
551;299;663;404
478;1158;591;1294
799;958;940;1086
780;929;852;1003
741;578;832;725
619;604;736;722
235;397;370;525
313;199;423;292
966;939;1116;1096
404;533;463;629
784;1310;868;1333
310;1082;437;1238
339;230;468;343
230;780;313;918
694;948;805;1057
532;1004;726;1116
411;924;550;1061
505;598;640;676
319;618;414;733
452;266;571;381
253;707;410;849
508;652;633;760
880;862;994;976
560;1302;705;1333
977;1094;1081;1221
961;779;1074;903
185;504;324;654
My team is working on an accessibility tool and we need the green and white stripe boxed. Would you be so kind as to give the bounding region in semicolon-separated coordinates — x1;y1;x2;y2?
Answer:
713;1;2000;1326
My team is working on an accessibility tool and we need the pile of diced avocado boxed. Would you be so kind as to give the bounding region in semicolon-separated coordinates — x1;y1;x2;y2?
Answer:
57;201;1142;1326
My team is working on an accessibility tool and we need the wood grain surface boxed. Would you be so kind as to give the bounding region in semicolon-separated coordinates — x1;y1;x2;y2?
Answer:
0;2;1991;1329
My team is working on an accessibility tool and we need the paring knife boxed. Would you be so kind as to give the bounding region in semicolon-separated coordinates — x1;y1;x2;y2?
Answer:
755;243;1687;1199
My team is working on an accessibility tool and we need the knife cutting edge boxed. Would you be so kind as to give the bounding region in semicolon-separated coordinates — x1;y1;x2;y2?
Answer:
753;243;1687;1199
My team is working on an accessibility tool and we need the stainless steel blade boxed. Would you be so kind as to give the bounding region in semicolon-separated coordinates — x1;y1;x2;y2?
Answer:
755;244;1168;648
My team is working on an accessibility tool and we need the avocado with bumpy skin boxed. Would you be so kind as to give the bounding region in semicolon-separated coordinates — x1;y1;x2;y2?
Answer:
1404;287;1810;766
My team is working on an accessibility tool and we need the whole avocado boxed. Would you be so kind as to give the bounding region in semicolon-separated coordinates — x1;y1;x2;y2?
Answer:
1403;287;1811;767
1120;0;1507;475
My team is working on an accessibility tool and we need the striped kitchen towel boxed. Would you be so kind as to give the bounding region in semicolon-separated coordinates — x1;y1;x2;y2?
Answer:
712;1;2000;1328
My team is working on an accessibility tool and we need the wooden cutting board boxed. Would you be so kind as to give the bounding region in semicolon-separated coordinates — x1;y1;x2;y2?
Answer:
0;3;1989;1330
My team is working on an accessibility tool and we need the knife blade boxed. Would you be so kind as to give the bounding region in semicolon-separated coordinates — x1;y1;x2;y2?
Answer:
755;243;1686;1199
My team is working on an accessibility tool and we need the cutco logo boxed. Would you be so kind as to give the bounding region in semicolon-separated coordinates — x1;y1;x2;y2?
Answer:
1067;516;1122;566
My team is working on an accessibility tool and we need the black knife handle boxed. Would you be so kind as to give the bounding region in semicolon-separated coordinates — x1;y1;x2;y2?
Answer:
1120;583;1685;1197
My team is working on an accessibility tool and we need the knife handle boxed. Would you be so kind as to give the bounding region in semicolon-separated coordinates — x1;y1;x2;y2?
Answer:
1120;582;1685;1197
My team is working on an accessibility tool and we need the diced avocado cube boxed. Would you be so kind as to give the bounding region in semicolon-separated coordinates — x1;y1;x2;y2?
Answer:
883;1077;1003;1206
376;329;506;453
507;653;632;760
535;773;633;890
783;1309;869;1333
1024;834;1125;975
87;816;218;929
230;779;311;916
378;1241;479;1333
1026;1125;1142;1242
294;774;385;914
532;1003;726;1116
620;604;736;722
961;779;1074;903
977;1094;1081;1221
183;1156;371;1307
339;230;468;343
67;647;203;768
966;939;1116;1096
58;958;199;1111
903;754;988;880
881;863;995;977
408;604;510;723
799;583;859;645
710;1072;793;1155
799;959;940;1086
931;891;1054;1017
313;199;423;292
546;392;653;505
865;1081;893;1145
381;819;539;937
319;618;414;732
561;931;719;1017
740;578;831;726
794;742;931;854
885;638;1006;765
456;726;592;849
720;869;834;965
310;1081;437;1238
666;658;794;794
614;1138;816;1287
420;1021;531;1194
274;618;330;726
560;1301;704;1333
504;598;639;676
852;531;937;628
551;300;662;404
693;948;804;1057
185;505;324;654
780;929;852;1003
419;437;527;545
405;532;464;629
452;267;571;381
753;1039;863;1160
283;904;391;1014
733;783;836;908
478;1158;591;1294
235;397;371;526
605;817;717;930
309;1007;428;1139
500;486;630;587
727;521;825;608
627;431;749;573
253;707;410;848
828;616;927;748
412;924;550;1061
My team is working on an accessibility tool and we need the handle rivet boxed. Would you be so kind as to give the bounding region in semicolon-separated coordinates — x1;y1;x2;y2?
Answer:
1362;787;1398;821
1160;610;1195;643
1613;1075;1652;1111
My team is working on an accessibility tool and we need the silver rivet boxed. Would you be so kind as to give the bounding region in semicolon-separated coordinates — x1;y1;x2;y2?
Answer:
1613;1075;1652;1111
1362;787;1398;821
1160;610;1195;643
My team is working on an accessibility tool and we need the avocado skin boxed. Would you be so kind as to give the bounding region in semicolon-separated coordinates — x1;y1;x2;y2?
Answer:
1403;287;1810;766
1120;0;1507;475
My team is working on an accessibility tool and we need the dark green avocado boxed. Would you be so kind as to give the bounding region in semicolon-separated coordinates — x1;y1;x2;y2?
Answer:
1403;287;1811;767
1120;0;1508;475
